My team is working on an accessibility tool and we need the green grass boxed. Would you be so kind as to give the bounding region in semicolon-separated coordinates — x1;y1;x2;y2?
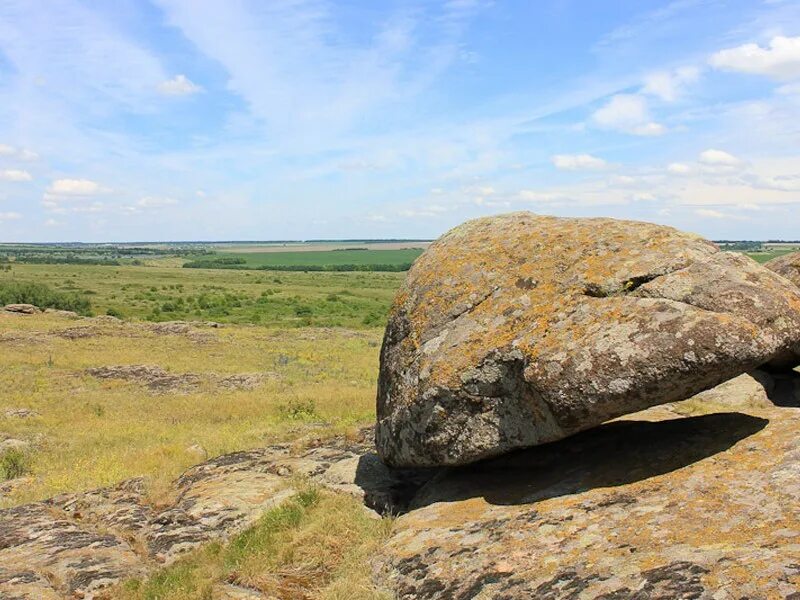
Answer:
0;448;31;480
208;248;423;270
745;250;796;264
0;263;402;327
115;488;392;600
0;280;92;314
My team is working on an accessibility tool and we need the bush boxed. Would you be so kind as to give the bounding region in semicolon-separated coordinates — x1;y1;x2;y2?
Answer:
0;448;31;480
279;398;318;421
106;307;124;318
0;281;91;315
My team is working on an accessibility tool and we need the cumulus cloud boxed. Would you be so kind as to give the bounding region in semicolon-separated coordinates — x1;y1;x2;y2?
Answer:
591;94;666;136
709;36;800;80
46;178;105;196
157;74;203;96
667;162;692;174
698;149;742;168
0;144;38;161
0;169;32;182
0;211;21;222
552;153;608;170
642;66;700;101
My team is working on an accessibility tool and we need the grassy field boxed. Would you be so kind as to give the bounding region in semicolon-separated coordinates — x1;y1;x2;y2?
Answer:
0;310;381;507
0;263;403;326
215;248;424;269
745;249;797;264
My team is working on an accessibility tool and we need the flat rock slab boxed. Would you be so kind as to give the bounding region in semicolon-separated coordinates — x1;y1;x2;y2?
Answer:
375;400;800;599
377;212;800;467
766;251;800;288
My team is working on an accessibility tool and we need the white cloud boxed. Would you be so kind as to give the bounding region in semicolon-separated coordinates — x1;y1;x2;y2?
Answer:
0;144;38;161
591;94;665;136
642;66;700;102
157;74;203;96
0;169;32;182
552;153;608;171
709;36;800;80
44;218;60;227
46;178;105;196
698;149;742;167
0;211;21;222
667;162;692;174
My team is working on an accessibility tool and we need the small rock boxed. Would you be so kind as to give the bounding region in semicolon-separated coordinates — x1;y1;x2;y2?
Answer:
186;444;208;461
4;408;40;419
3;304;40;314
0;438;30;453
43;308;79;318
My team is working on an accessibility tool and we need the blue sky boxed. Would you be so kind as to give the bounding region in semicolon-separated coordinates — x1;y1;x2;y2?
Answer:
2;0;800;241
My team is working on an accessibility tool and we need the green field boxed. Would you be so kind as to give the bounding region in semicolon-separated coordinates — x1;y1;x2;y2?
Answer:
0;263;403;327
745;250;796;264
211;248;424;270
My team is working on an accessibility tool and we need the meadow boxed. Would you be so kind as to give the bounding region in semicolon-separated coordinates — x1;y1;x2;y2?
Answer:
1;262;403;326
208;247;424;270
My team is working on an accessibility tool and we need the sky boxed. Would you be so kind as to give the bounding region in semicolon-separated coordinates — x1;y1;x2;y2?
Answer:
2;1;800;242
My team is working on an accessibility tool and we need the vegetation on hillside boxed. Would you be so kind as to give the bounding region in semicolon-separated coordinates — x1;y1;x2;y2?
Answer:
0;313;380;507
1;263;399;327
0;280;92;314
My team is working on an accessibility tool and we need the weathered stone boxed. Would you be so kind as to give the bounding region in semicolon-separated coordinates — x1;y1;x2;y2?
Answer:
374;380;800;599
3;407;40;419
43;308;79;318
376;212;800;467
3;304;39;314
766;251;800;288
0;427;420;598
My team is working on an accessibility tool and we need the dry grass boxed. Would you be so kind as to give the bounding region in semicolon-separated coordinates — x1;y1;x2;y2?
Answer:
0;312;380;507
113;487;393;600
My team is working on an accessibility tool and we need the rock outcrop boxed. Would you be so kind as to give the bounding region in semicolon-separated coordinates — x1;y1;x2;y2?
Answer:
1;370;799;598
766;251;800;288
376;213;800;467
0;428;423;599
2;303;40;315
375;384;800;599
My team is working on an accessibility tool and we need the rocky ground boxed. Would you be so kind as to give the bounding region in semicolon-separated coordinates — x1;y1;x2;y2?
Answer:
1;370;798;599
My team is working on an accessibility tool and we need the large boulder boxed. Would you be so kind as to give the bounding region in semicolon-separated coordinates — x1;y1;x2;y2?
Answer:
766;251;800;288
376;213;800;467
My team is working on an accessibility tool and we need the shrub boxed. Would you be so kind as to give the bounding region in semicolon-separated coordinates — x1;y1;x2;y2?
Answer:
0;281;91;315
0;448;31;480
279;398;318;421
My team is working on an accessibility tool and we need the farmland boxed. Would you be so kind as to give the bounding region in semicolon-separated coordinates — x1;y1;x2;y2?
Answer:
208;247;425;269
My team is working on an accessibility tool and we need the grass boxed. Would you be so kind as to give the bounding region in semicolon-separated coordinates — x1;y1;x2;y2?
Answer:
0;280;92;314
0;263;402;326
745;249;797;264
0;311;382;507
217;248;423;268
112;488;392;600
0;448;31;480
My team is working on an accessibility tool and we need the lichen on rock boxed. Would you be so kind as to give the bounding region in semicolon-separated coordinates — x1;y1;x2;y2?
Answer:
376;212;800;467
